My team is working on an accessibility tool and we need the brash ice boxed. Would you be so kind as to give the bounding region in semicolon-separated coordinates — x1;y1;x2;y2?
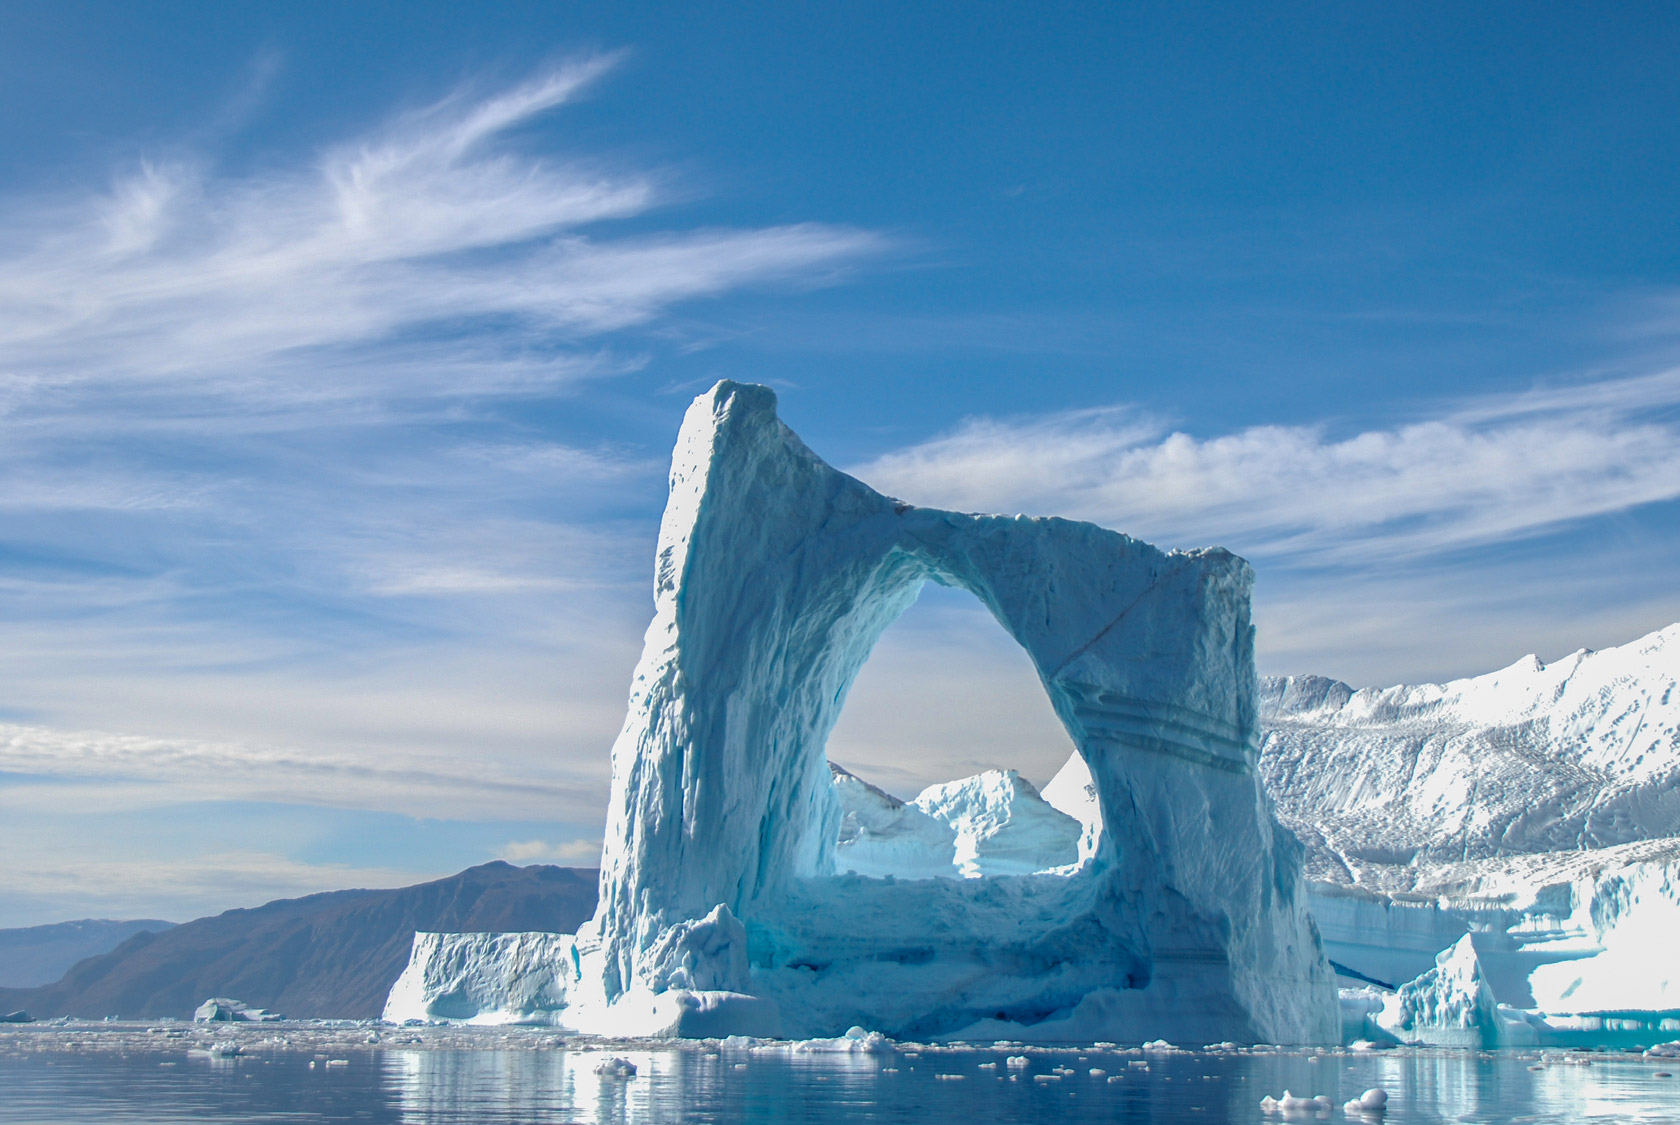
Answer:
385;380;1338;1043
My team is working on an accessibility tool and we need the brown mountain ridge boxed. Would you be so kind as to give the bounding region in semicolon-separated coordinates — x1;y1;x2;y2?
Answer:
0;862;598;1020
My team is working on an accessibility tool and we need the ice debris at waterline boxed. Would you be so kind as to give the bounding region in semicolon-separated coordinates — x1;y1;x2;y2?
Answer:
1345;1088;1389;1114
386;379;1336;1043
1259;1091;1334;1116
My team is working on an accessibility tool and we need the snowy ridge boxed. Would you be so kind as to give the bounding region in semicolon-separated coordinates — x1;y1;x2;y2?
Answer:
1260;622;1680;884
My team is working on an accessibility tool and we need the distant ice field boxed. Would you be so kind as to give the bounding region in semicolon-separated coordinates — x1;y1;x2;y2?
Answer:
4;1023;1680;1124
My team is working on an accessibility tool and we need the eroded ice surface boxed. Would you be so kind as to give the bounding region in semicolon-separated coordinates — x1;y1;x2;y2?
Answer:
383;381;1680;1050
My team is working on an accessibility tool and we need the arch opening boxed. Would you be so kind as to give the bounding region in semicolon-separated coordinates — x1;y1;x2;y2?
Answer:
818;580;1104;881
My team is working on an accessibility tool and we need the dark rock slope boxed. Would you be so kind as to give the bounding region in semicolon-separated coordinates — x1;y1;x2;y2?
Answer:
0;862;598;1020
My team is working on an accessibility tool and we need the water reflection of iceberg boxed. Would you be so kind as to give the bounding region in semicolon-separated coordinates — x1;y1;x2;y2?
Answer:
383;1048;677;1124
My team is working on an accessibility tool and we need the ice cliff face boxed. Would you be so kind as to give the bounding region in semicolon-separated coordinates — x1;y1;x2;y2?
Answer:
418;380;1333;1043
384;932;577;1025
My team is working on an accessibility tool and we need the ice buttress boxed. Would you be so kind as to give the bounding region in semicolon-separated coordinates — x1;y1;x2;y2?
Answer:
396;380;1338;1043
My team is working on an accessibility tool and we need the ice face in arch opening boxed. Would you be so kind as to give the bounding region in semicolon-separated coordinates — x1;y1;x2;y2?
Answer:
825;583;1093;881
557;380;1337;1044
828;759;1089;881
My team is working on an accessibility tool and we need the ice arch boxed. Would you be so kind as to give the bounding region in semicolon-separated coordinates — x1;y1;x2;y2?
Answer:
569;381;1335;1043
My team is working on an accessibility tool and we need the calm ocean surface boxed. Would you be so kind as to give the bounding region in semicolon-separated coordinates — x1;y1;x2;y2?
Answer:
5;1025;1680;1124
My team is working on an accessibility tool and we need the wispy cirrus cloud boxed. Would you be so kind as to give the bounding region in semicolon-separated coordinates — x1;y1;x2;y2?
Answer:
0;54;881;417
845;366;1680;688
852;367;1680;567
0;57;887;912
499;838;604;864
0;719;606;823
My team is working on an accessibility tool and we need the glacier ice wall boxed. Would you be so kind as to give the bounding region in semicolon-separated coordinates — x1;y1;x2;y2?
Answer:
384;932;577;1025
1255;625;1680;1047
555;380;1335;1043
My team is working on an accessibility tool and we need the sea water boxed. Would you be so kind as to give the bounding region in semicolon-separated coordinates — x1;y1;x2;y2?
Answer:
4;1024;1680;1124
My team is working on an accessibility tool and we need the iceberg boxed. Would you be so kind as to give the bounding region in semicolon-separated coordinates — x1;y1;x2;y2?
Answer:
1523;851;1680;1015
383;932;577;1025
386;379;1336;1044
193;997;283;1022
828;763;961;881
1373;934;1499;1048
1259;625;1680;879
1259;625;1680;1047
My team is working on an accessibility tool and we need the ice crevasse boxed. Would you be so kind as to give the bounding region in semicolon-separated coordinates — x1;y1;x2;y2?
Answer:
385;380;1338;1044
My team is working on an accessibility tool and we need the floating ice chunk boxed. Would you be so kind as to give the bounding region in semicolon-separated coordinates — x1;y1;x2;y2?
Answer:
194;998;283;1023
593;1057;637;1078
1376;934;1499;1048
1260;1090;1332;1116
1343;1087;1388;1113
381;932;575;1026
788;1026;893;1054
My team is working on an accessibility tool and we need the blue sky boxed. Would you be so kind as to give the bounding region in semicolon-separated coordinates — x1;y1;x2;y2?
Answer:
3;2;1680;926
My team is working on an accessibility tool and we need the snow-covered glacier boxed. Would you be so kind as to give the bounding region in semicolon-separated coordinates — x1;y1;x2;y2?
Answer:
1257;625;1680;1047
1260;625;1680;880
386;379;1336;1043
